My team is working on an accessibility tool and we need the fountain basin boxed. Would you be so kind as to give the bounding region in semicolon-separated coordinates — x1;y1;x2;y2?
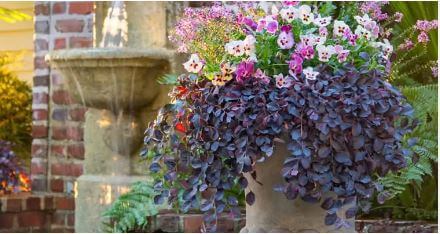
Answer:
47;47;174;112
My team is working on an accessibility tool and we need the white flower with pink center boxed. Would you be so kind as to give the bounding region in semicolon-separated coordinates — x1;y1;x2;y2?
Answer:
299;5;314;25
183;54;204;73
303;67;319;80
280;6;298;23
316;45;335;62
314;14;331;27
333;20;349;37
354;14;372;26
225;40;245;56
355;25;372;40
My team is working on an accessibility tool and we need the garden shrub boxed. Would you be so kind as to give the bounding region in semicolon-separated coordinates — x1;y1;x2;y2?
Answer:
0;140;30;194
0;54;32;162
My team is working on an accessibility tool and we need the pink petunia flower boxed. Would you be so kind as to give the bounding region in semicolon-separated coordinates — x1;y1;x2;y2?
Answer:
295;43;314;60
333;45;350;63
254;68;270;84
287;53;303;75
274;74;292;88
235;61;255;83
319;27;328;37
277;25;295;49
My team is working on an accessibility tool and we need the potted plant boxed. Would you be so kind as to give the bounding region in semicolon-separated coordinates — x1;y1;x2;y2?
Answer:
142;1;425;232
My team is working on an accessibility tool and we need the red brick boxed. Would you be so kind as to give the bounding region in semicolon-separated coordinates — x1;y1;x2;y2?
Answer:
69;37;93;48
26;197;41;211
52;108;68;121
52;212;66;225
50;179;64;193
32;143;48;158
69;107;86;121
55;19;84;33
51;163;83;177
217;216;235;232
67;213;75;226
33;92;48;104
35;3;49;15
67;144;85;159
32;125;48;138
17;211;46;227
50;144;65;156
31;178;47;192
52;90;72;105
156;214;179;232
51;72;64;86
53;2;66;14
6;198;22;212
56;197;75;210
51;126;66;140
183;215;203;233
69;2;93;14
35;39;48;51
33;75;49;87
67;126;83;141
34;56;49;69
35;20;49;34
0;213;14;229
54;38;66;50
52;227;74;232
31;162;46;175
33;109;48;121
44;196;54;210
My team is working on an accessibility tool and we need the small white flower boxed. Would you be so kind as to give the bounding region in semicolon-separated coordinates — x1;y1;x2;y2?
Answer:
274;73;292;88
183;54;204;73
355;25;372;40
300;34;316;46
316;44;335;62
243;35;256;56
314;14;332;27
303;67;319;80
299;5;314;25
280;6;298;23
314;36;326;46
375;39;393;59
225;40;245;56
354;14;372;26
333;20;349;37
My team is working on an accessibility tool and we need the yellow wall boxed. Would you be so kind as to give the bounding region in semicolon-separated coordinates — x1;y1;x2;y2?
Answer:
0;2;34;85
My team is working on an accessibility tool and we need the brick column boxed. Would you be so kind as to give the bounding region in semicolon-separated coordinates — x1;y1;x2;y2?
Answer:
32;1;94;232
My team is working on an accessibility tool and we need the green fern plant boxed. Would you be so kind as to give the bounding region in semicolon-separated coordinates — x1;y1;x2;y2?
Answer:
101;181;159;233
379;84;437;196
374;84;437;220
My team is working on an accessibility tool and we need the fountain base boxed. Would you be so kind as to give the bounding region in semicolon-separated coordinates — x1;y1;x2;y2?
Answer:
75;175;146;232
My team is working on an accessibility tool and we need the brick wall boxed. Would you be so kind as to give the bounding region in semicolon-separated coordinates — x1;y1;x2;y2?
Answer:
25;1;93;232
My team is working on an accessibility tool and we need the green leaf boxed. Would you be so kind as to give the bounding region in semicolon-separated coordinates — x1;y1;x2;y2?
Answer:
157;74;179;85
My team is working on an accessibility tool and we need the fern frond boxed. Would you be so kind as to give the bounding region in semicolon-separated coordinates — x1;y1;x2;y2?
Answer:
379;85;438;197
101;181;159;233
157;73;179;85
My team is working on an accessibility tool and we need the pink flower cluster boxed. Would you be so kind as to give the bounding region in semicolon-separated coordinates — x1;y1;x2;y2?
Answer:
415;20;438;32
415;20;438;43
169;5;235;53
360;1;389;21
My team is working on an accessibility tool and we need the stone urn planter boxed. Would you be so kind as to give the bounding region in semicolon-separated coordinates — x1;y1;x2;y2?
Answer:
241;140;355;233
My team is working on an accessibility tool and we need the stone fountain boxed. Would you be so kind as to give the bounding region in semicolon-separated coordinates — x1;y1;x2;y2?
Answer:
47;2;180;232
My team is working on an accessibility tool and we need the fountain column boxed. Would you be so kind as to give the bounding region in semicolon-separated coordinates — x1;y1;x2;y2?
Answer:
48;2;184;232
